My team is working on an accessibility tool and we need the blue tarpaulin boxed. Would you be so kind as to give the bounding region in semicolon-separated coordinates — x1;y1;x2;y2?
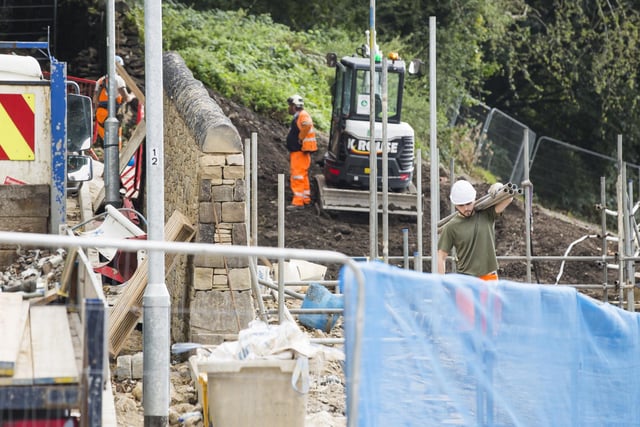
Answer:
341;262;640;426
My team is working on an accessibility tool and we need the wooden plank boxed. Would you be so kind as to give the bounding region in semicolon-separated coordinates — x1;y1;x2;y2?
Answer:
58;245;79;298
30;305;79;384
0;316;34;386
0;185;49;217
108;210;195;357
0;216;48;234
116;62;145;104
0;293;30;376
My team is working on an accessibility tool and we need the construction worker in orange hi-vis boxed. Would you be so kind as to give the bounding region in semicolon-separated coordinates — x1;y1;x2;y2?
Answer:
93;55;134;149
285;94;317;211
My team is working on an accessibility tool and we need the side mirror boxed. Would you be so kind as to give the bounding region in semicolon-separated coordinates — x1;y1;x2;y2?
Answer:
67;94;93;152
408;59;426;77
326;53;338;68
67;155;93;182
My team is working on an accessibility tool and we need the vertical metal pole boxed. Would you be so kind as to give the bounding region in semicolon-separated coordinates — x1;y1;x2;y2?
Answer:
368;2;378;261
244;138;251;239
429;16;439;275
251;132;258;247
143;0;169;425
402;228;409;269
104;0;121;208
381;57;389;263
449;159;457;273
626;178;635;311
278;174;285;323
523;129;532;283
416;149;423;272
600;177;609;302
617;135;625;307
245;137;267;321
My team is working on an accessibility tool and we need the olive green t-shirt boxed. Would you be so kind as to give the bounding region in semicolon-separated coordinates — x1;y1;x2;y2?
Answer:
438;208;499;277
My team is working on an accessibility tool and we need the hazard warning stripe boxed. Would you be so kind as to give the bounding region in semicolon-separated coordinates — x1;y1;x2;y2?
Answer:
0;93;35;160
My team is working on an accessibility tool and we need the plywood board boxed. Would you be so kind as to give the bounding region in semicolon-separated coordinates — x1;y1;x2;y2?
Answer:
0;316;34;386
30;305;79;384
0;293;30;376
108;210;195;357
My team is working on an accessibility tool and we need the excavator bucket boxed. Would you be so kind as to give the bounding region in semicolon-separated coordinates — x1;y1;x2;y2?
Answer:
313;175;419;215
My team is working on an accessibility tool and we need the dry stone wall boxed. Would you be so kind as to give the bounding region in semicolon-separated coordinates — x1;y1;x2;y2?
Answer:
162;51;254;344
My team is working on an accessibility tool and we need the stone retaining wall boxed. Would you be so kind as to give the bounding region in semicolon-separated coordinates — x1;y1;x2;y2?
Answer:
162;51;254;344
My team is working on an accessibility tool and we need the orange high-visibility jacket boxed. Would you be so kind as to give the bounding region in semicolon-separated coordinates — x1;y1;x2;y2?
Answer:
286;110;317;152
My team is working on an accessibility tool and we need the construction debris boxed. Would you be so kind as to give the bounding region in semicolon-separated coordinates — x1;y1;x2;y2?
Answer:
0;248;67;298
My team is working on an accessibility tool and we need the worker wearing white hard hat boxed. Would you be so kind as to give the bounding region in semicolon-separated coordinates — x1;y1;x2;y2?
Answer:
437;179;513;280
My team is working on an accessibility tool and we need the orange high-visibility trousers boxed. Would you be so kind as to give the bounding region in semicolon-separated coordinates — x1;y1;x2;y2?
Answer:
456;272;501;334
290;151;311;206
95;107;122;148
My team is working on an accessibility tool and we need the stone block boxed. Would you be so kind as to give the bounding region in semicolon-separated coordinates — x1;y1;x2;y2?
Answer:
200;154;226;167
194;253;225;268
194;267;213;290
223;165;244;180
131;352;144;379
232;223;247;246
201;165;222;180
221;202;245;223
190;290;254;335
211;185;233;202
116;354;132;380
226;256;249;269
233;180;246;202
228;268;251;291
198;223;215;244
226;153;244;166
199;179;212;202
199;202;215;223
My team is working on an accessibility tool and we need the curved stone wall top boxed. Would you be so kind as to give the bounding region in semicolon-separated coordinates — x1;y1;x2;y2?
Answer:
163;51;242;153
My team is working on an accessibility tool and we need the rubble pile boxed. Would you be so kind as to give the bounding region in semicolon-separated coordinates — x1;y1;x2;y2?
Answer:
0;248;67;298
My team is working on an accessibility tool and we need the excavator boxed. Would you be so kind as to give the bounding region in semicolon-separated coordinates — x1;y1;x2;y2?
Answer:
314;33;424;215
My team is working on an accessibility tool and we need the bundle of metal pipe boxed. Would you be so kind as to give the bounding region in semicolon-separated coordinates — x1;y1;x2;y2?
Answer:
437;182;522;231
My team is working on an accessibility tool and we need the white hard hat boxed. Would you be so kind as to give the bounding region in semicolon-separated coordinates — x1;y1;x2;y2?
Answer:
450;180;476;205
115;55;124;66
287;94;304;108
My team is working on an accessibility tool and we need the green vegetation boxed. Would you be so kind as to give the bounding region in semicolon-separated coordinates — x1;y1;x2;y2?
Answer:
132;4;363;131
129;1;640;221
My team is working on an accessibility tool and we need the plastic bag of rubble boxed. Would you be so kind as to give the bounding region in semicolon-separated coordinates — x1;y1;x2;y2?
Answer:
203;319;344;364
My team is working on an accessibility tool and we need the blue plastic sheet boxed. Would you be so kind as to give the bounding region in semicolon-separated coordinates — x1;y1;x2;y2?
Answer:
341;262;640;426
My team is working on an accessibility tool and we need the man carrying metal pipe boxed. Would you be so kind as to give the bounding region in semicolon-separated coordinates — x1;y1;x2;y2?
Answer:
437;179;513;280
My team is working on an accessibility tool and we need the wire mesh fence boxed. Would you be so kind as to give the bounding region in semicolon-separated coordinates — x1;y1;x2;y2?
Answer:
458;106;640;226
474;108;536;185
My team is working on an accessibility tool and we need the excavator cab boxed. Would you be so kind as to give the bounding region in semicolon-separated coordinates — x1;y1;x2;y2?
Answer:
322;54;415;191
313;42;423;215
